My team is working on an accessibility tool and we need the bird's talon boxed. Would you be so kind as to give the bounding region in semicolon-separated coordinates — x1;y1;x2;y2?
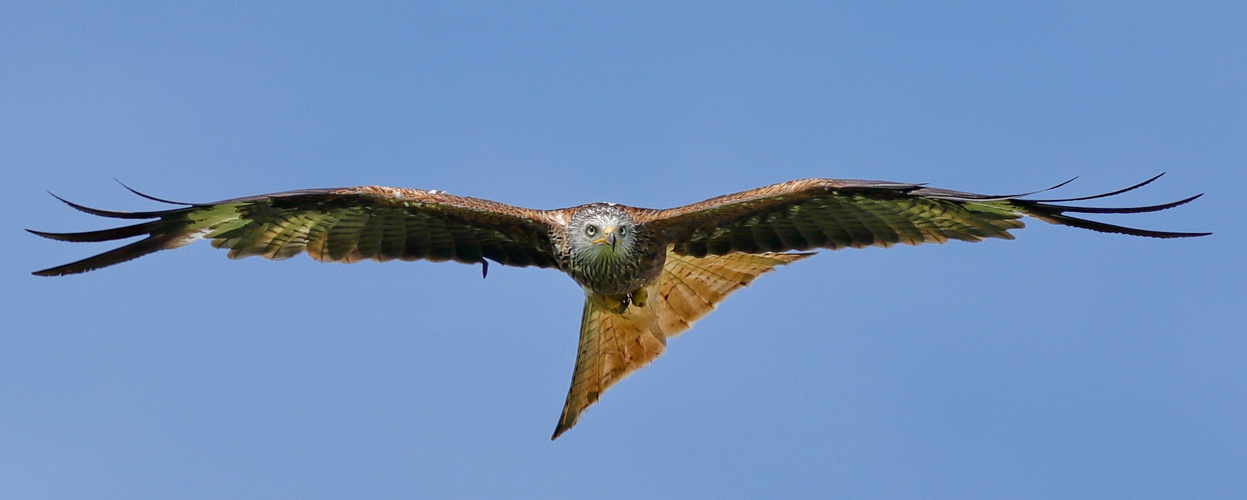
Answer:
629;288;648;308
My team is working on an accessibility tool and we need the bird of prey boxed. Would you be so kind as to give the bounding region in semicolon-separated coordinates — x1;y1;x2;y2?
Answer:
30;174;1207;439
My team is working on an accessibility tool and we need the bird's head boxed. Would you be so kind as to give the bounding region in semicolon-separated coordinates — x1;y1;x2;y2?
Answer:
569;203;638;266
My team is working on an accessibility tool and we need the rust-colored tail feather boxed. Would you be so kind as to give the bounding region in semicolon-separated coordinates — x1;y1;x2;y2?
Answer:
552;250;812;439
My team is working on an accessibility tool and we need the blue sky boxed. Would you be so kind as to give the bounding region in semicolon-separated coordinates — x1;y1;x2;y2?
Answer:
3;2;1243;498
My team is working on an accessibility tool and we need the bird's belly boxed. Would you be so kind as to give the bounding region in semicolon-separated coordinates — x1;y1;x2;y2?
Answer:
570;247;666;296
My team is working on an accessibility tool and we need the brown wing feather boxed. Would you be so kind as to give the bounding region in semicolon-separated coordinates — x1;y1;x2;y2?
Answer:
551;250;811;439
635;177;1207;257
30;186;563;276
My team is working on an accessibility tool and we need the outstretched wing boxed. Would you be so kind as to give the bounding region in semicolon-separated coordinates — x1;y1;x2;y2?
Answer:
552;251;811;439
30;185;563;276
636;174;1208;257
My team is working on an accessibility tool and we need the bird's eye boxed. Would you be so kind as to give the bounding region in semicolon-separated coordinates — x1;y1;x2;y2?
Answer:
618;226;627;236
585;225;598;237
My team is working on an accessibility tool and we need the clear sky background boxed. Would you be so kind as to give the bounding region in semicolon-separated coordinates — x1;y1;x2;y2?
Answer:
2;3;1243;498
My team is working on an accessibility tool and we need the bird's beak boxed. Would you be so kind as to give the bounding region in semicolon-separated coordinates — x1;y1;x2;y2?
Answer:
592;226;618;249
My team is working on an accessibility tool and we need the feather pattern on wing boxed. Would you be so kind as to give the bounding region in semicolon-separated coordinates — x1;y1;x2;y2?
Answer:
28;186;562;276
635;176;1207;257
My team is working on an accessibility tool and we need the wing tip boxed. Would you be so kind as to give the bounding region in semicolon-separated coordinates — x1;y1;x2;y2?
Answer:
32;186;201;275
43;190;178;220
113;179;195;205
1008;175;1208;238
26;228;56;239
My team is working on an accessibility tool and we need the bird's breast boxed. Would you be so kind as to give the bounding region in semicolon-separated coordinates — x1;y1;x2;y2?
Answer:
566;240;666;296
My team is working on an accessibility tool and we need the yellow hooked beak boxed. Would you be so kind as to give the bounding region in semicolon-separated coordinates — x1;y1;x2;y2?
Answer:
590;226;618;249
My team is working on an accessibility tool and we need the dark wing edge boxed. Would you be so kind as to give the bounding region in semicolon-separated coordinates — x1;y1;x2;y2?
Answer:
29;185;563;277
637;175;1208;257
912;173;1210;239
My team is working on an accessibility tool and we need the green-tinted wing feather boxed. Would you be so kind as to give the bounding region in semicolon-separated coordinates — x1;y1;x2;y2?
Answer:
636;175;1208;257
30;185;561;276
